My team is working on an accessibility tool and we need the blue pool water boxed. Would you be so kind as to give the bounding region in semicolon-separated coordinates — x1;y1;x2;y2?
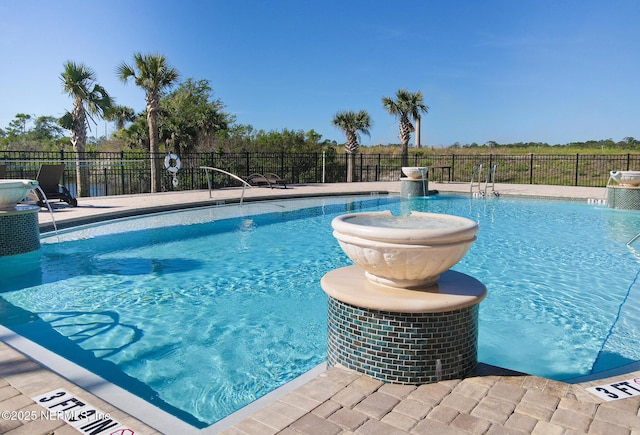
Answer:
1;194;640;427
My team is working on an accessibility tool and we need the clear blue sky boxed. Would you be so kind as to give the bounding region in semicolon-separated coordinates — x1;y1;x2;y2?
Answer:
1;0;639;147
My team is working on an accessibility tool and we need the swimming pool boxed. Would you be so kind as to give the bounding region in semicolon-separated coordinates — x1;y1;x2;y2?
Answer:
1;194;640;428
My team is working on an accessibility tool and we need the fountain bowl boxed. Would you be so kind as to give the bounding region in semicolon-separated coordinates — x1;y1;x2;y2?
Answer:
610;170;640;187
0;180;39;210
402;167;428;179
332;211;478;289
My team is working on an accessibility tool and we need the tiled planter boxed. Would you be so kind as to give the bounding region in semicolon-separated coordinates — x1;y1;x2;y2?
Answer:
0;206;40;256
321;267;486;384
608;186;640;210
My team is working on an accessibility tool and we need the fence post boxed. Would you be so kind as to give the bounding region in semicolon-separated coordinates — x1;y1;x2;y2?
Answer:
377;154;381;181
575;153;579;186
120;151;125;195
59;149;66;184
210;152;215;188
359;153;364;182
344;154;347;182
103;167;108;196
451;154;455;181
627;153;631;171
529;154;534;184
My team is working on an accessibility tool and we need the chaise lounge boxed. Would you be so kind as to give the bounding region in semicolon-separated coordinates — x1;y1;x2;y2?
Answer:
33;164;78;207
244;173;287;189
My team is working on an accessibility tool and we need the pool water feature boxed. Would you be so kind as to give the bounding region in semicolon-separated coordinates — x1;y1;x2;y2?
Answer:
0;180;41;257
1;194;640;428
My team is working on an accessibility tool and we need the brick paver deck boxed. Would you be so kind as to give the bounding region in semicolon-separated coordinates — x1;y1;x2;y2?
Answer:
221;364;640;435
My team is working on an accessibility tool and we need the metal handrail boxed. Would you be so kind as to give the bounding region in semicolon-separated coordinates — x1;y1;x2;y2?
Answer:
627;232;640;247
470;163;484;195
200;166;252;204
485;163;499;196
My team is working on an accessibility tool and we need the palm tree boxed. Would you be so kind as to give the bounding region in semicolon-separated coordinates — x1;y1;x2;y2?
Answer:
104;105;136;131
117;53;179;192
382;89;429;167
331;110;372;182
59;61;113;197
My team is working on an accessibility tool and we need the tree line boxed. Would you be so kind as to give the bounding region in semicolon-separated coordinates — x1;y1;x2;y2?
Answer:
0;53;345;194
0;49;431;193
2;51;638;194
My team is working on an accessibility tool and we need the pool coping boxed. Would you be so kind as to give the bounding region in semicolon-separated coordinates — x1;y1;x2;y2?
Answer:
0;323;328;434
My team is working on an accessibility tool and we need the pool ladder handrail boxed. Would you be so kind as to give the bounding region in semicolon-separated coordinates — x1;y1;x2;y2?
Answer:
200;166;252;204
485;163;499;197
628;232;640;247
470;163;484;197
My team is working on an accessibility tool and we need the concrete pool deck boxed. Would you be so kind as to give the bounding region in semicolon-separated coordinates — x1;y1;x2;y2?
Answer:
3;180;640;434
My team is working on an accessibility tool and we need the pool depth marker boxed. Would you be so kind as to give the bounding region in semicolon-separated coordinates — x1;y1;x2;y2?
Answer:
31;389;141;435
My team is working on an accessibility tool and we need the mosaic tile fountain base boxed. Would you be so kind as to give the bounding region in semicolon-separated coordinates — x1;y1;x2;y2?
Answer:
0;207;40;256
326;296;479;384
608;186;640;210
400;178;429;197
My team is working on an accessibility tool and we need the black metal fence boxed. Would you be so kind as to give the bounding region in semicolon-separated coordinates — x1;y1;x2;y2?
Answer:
1;150;639;197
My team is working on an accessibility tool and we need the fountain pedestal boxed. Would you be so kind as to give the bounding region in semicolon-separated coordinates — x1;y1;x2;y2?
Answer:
321;266;486;384
0;205;40;256
607;186;640;210
400;177;429;197
325;210;484;384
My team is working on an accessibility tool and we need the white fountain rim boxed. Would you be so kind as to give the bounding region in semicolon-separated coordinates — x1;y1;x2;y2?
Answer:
331;210;478;243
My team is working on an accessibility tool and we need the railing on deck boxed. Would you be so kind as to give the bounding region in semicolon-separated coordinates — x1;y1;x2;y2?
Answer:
200;166;252;204
1;150;638;198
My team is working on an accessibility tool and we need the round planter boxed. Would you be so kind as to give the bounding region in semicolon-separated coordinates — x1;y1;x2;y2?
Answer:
0;180;39;210
402;167;428;179
331;211;478;289
610;170;640;187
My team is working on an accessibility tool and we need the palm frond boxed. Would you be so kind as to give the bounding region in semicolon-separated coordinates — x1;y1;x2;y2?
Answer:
58;111;73;130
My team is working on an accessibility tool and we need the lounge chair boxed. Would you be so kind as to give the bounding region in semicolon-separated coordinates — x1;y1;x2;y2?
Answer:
244;173;287;189
33;164;78;207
